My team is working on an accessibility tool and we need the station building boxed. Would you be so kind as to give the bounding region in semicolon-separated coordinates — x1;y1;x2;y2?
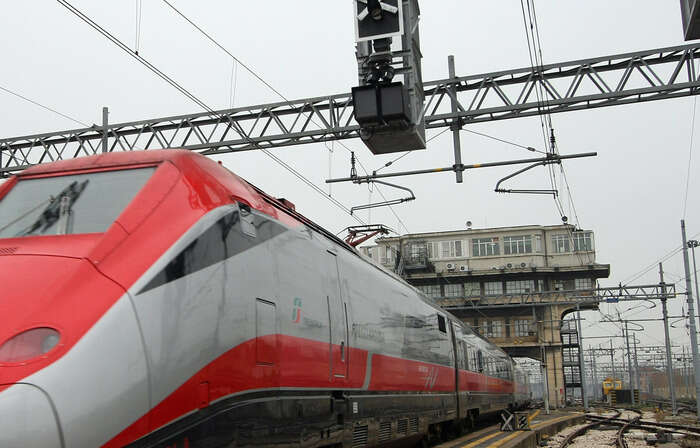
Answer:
359;223;610;406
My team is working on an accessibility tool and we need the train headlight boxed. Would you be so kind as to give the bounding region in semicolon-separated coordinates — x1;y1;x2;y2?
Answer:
0;328;61;364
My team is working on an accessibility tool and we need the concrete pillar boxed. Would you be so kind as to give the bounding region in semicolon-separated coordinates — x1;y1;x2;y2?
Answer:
544;346;565;407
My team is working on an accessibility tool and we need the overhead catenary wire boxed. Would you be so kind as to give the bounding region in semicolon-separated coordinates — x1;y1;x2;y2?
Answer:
159;0;412;234
56;0;366;225
0;84;88;128
374;125;545;175
683;96;697;219
518;0;592;272
228;58;238;109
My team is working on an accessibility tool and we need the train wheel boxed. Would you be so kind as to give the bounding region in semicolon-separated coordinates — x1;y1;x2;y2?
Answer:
465;412;475;431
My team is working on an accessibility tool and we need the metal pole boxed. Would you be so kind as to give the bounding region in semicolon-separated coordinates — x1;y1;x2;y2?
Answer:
681;219;700;418
448;55;463;183
633;332;640;394
660;263;678;414
610;339;616;380
685;346;691;398
576;306;588;408
541;345;550;414
690;242;700;320
624;321;635;405
325;152;598;183
591;349;599;401
101;106;109;154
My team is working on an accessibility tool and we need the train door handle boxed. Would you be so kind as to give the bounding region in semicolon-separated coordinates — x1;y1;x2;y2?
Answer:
340;341;345;361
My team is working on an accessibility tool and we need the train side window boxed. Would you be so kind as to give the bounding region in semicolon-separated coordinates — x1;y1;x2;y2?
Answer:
437;315;446;333
239;203;257;238
477;351;484;373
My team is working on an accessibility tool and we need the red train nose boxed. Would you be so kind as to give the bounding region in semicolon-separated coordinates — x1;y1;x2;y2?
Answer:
0;253;126;386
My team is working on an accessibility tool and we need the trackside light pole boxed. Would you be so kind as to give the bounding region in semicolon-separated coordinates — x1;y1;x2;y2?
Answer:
624;320;635;405
681;219;700;418
576;304;588;409
660;262;678;415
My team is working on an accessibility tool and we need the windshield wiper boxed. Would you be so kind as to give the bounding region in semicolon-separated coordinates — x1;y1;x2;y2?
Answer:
17;180;89;237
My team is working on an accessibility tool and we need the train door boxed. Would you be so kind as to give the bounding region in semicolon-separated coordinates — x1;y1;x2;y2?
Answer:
325;251;348;379
450;321;465;419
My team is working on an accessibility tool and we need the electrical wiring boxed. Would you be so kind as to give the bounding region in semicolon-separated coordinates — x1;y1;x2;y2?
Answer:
160;0;411;233
0;85;88;127
683;97;697;219
56;0;366;225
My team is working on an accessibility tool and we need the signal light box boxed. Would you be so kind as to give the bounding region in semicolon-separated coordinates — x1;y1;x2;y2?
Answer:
352;83;425;154
354;0;403;42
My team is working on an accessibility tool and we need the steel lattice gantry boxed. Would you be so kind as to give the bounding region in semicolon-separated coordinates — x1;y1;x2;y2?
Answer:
435;283;678;311
2;42;700;174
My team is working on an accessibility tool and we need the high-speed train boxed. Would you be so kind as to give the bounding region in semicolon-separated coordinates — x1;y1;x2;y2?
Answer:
0;150;529;447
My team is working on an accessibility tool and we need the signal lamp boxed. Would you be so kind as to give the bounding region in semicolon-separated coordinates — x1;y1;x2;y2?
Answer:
368;0;383;20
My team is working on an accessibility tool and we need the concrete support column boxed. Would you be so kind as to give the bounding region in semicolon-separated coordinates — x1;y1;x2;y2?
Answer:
544;346;565;408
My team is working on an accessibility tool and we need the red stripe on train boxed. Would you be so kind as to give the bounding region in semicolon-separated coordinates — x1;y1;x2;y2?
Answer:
105;335;516;447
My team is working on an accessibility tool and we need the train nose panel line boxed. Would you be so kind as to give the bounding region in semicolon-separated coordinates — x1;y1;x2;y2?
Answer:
0;383;64;448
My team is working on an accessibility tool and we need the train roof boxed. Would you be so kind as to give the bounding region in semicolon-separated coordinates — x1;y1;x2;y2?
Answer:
15;150;513;361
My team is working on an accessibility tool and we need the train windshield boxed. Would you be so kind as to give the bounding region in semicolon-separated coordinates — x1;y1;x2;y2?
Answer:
0;167;155;238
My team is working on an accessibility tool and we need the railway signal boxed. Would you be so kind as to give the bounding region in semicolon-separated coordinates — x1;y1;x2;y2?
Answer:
352;0;425;154
354;0;402;42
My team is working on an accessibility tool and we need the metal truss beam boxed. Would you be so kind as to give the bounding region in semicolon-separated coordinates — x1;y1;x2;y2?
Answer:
2;43;700;174
436;284;677;311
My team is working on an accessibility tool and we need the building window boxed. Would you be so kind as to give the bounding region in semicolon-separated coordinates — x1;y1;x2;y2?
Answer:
573;232;593;252
486;320;504;338
455;240;463;257
464;282;481;298
380;245;394;265
506;280;535;294
484;281;503;296
418;284;441;298
553;279;574;291
472;237;499;257
537;279;545;292
552;234;570;253
575;278;593;290
437;240;464;259
513;319;532;337
503;235;533;255
444;283;462;297
366;247;374;259
427;242;436;259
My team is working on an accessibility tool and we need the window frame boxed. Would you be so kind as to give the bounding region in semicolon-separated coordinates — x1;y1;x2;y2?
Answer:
472;237;500;257
503;235;533;255
552;234;570;253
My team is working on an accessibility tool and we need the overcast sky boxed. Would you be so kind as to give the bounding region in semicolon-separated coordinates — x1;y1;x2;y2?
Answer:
1;1;699;364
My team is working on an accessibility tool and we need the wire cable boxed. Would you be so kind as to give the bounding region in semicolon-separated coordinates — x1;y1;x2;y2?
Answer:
683;96;697;219
58;0;212;113
463;128;546;154
228;58;238;109
0;85;88;127
160;0;411;232
57;0;365;225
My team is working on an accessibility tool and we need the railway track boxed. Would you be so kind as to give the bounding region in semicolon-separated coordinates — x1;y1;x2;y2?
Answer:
558;410;622;447
560;407;700;448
